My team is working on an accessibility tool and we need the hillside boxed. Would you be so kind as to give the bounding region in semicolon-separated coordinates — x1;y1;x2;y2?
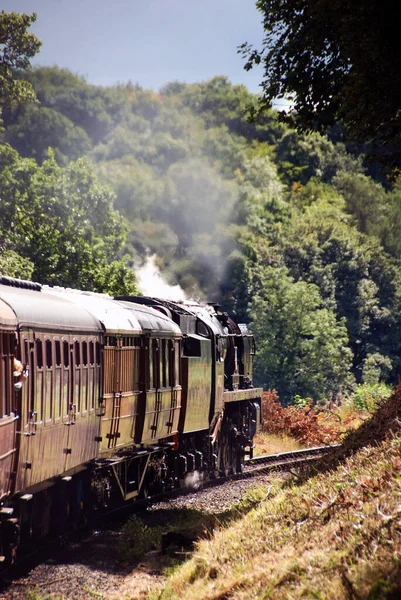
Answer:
154;388;401;599
2;67;401;403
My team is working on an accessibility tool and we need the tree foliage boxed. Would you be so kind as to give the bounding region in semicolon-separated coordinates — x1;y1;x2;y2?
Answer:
5;104;91;163
240;0;401;170
2;60;401;403
0;145;136;294
0;11;41;112
249;266;354;403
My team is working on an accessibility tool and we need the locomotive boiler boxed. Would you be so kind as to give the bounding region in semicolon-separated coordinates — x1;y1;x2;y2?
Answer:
0;276;262;563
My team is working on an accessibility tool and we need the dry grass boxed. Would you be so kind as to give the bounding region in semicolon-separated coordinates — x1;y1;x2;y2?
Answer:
156;437;401;599
253;432;304;455
151;386;401;600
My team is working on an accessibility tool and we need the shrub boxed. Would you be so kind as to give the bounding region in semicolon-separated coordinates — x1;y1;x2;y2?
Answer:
352;383;393;413
261;390;341;446
118;515;161;562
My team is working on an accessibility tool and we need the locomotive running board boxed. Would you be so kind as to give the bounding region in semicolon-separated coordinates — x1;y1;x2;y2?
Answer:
223;387;263;403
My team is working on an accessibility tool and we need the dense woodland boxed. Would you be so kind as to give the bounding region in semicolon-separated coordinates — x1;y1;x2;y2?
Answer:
1;62;401;403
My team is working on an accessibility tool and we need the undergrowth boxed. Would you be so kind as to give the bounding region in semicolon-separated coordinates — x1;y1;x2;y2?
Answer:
119;514;162;561
119;508;234;564
261;389;372;447
261;389;344;445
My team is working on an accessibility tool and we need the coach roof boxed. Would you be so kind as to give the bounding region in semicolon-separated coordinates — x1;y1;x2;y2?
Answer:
0;284;102;332
43;288;142;335
118;300;182;337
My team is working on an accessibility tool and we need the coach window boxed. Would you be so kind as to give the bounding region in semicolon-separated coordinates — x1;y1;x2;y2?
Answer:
164;340;171;387
148;341;153;389
62;341;69;417
133;338;140;390
94;341;101;405
74;341;81;413
88;341;94;410
54;341;62;420
63;342;68;367
82;341;88;412
1;333;12;417
165;339;170;387
96;341;101;363
89;341;94;365
36;339;43;369
45;340;53;421
168;340;174;387
174;341;180;386
166;340;171;387
91;340;97;408
24;339;29;370
156;339;161;388
74;341;80;365
152;339;159;389
1;334;6;416
160;339;166;388
35;340;43;422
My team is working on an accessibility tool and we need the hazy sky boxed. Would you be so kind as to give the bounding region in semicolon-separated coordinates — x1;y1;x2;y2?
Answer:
4;0;265;93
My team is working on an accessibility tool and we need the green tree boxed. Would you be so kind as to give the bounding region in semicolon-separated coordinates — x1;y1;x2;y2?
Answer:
379;184;401;258
276;131;363;186
362;353;392;386
235;152;289;241
0;145;136;295
278;191;401;382
0;11;41;113
5;104;91;163
241;0;401;169
332;171;388;238
172;76;285;144
0;249;33;279
19;73;132;145
249;266;354;403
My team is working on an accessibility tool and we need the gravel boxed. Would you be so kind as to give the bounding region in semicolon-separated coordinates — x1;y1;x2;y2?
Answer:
0;473;274;600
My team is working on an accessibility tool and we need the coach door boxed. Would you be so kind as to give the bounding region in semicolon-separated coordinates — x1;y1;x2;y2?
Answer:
141;337;180;443
64;338;101;471
100;336;139;452
0;329;19;500
19;335;71;489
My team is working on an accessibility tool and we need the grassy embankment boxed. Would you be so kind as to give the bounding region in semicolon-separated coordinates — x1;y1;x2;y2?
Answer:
152;388;401;599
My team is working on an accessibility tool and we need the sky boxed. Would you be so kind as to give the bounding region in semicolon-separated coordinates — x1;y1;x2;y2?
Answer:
4;0;266;94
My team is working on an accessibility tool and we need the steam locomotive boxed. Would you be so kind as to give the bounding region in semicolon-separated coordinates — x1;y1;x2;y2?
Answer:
0;276;262;563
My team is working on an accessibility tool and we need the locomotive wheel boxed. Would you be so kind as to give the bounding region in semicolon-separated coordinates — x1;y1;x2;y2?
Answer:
217;421;245;476
217;429;237;476
235;445;244;474
218;442;234;476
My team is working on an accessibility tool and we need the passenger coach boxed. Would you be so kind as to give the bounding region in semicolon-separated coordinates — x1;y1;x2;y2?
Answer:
0;276;262;563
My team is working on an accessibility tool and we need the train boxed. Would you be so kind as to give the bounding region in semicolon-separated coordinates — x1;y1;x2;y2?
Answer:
0;275;262;563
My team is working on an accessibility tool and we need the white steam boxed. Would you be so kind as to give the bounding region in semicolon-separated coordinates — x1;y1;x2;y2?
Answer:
184;471;203;490
136;255;188;301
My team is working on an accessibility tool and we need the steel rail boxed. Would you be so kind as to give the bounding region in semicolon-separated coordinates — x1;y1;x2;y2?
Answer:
240;444;341;477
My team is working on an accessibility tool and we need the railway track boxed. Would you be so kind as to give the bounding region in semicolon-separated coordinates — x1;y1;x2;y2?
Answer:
242;444;341;476
151;444;341;499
